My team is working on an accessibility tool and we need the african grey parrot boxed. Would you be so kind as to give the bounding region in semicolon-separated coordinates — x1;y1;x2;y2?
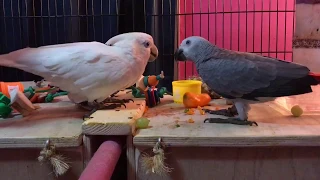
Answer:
174;36;320;126
0;32;158;119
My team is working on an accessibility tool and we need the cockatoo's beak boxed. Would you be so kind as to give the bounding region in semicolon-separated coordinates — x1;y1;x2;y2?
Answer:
149;45;158;62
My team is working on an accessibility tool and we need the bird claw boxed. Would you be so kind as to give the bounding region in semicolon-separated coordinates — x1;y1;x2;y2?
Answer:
102;98;134;104
204;118;258;126
203;107;237;117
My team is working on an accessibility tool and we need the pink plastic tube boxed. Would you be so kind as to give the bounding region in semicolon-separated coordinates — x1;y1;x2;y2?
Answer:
79;140;122;180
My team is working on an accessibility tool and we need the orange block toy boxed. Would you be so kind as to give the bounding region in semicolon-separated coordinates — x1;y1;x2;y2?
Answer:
0;82;24;98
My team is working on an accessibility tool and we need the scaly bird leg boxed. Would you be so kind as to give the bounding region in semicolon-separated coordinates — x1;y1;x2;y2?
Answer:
102;97;134;104
203;105;238;117
79;100;126;120
204;117;258;126
203;101;258;126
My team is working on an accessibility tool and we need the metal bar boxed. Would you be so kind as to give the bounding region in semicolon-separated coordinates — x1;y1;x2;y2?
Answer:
108;0;111;38
184;0;187;78
191;0;194;75
230;0;232;50
222;0;225;48
33;0;37;46
18;0;23;48
276;0;279;58
284;0;287;60
153;0;156;73
86;0;88;40
77;0;80;41
10;0;16;49
48;0;52;44
92;0;95;40
63;0;66;42
253;0;255;53
207;0;210;42
70;0;73;42
41;0;44;45
24;0;29;45
55;0;58;43
268;0;271;56
238;0;240;50
215;0;217;44
100;0;103;41
246;0;248;52
144;0;146;33
260;0;263;55
162;0;164;74
292;0;295;61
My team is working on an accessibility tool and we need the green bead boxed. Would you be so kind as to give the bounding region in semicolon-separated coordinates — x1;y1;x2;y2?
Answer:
0;103;12;118
0;92;11;105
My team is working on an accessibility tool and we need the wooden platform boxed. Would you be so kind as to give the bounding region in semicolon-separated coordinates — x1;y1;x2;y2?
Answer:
0;95;85;148
82;91;146;135
0;81;85;148
133;94;320;147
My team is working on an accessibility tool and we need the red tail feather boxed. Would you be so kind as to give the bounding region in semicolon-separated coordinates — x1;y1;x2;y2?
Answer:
309;72;320;83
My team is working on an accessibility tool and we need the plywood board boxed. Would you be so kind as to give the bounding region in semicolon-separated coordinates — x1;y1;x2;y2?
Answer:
133;95;320;147
0;95;84;148
82;91;146;135
136;146;320;180
0;81;84;148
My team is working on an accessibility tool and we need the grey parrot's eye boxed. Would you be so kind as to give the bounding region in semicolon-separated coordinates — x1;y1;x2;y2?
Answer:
186;40;191;45
144;41;150;48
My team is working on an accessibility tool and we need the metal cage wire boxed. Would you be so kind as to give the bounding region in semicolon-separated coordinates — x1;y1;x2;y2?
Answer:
0;0;295;91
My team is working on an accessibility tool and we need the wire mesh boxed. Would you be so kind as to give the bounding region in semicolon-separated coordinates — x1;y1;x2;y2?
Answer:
176;0;295;80
0;0;295;91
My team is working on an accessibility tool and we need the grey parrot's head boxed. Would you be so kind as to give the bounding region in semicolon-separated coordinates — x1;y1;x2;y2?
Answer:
105;32;158;62
174;36;215;64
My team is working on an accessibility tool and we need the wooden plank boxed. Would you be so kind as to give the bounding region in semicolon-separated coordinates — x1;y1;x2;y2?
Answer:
82;91;146;135
127;135;136;180
136;146;320;180
0;81;84;148
0;147;84;180
133;92;320;147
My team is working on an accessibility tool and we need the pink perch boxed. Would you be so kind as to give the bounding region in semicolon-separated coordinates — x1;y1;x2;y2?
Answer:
79;140;122;180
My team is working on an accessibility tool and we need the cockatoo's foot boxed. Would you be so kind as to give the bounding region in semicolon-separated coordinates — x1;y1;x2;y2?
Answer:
110;91;120;97
102;98;134;104
203;117;258;126
203;105;238;117
81;101;126;120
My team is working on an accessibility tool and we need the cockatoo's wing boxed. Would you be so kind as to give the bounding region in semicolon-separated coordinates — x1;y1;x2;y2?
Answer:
1;42;129;100
200;49;313;100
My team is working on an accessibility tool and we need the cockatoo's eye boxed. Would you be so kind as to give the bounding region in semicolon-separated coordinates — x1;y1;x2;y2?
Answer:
144;41;150;48
186;40;191;45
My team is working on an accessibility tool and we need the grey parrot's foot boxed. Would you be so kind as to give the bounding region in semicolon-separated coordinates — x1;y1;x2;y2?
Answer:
203;118;258;126
203;105;238;117
82;102;126;120
102;98;134;104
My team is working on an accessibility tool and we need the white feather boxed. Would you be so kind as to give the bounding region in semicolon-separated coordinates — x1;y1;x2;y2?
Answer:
0;33;154;103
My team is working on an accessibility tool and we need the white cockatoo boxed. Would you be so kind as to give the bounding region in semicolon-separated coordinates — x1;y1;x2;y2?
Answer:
0;32;159;119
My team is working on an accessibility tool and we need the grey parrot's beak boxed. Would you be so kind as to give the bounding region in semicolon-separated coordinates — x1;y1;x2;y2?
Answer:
149;45;158;62
174;48;187;61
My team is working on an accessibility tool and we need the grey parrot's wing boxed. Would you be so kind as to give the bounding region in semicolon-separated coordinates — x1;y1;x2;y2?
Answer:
200;49;311;99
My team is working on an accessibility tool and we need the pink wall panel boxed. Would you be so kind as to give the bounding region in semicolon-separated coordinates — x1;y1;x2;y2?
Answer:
177;0;295;80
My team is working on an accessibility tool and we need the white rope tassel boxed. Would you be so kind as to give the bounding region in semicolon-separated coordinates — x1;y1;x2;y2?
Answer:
38;140;71;177
141;137;173;176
